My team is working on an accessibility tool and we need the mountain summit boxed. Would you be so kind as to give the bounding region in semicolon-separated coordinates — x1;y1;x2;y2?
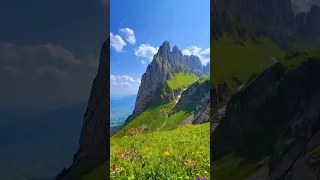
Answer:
132;41;209;116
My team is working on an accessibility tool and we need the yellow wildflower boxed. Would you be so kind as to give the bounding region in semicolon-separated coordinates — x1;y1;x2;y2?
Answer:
164;151;170;156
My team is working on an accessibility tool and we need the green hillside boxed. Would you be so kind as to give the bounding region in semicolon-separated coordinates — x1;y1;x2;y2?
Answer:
211;34;319;90
211;34;285;88
114;73;201;138
102;72;210;179
166;73;199;90
83;123;210;180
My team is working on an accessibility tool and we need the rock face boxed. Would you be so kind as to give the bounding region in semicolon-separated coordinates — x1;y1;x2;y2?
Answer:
296;5;320;44
132;41;209;116
202;63;210;75
211;62;285;158
212;0;320;46
212;0;295;38
211;58;320;179
56;39;110;180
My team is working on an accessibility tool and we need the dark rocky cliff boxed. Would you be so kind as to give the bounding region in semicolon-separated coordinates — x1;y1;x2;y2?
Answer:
211;57;320;179
212;0;320;46
212;0;295;38
296;5;320;44
56;38;110;180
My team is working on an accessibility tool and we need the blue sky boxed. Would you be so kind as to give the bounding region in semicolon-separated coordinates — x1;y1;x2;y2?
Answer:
110;0;210;97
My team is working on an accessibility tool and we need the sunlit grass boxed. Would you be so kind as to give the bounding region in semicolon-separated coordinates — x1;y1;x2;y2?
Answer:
82;123;210;180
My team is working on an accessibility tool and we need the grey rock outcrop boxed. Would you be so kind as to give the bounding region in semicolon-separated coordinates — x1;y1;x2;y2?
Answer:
193;91;210;124
296;5;320;44
56;39;110;180
202;63;210;75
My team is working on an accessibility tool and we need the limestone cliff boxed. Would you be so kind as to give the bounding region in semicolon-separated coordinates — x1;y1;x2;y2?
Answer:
132;41;209;117
56;38;110;180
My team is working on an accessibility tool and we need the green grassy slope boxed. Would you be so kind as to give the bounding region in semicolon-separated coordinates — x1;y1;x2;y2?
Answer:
113;103;173;138
281;50;320;70
166;72;199;90
211;35;285;89
114;73;201;138
83;123;210;180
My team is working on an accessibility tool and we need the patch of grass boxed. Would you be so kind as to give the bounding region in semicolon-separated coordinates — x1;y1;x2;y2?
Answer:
166;73;199;90
212;155;258;180
211;35;285;88
161;111;193;131
82;163;109;180
307;145;320;160
198;76;210;84
110;123;210;180
82;123;210;180
113;103;174;138
281;50;320;71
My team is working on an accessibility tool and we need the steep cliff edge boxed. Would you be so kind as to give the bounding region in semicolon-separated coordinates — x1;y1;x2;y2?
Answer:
56;39;110;180
211;53;320;179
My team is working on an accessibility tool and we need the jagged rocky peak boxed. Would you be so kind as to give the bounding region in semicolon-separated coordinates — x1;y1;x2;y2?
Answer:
131;41;207;117
158;40;171;57
172;45;182;54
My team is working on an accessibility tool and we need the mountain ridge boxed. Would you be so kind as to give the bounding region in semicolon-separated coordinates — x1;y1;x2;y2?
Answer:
212;0;320;49
132;41;209;117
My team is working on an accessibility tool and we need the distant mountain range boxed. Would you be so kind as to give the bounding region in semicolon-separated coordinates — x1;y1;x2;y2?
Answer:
110;94;136;133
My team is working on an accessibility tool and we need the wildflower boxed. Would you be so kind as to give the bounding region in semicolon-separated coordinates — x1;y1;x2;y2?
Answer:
196;178;207;180
187;160;195;169
121;152;129;160
131;149;138;161
110;163;115;168
128;129;135;135
111;168;119;173
164;151;170;156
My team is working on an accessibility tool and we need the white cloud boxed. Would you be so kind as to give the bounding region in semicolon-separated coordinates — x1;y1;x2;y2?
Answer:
0;43;99;109
119;28;136;45
182;46;210;65
141;60;146;64
134;44;159;61
110;75;141;95
110;32;126;52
